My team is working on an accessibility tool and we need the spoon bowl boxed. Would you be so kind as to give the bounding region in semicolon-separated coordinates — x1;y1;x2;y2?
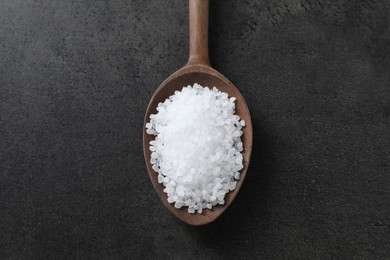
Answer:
143;0;252;225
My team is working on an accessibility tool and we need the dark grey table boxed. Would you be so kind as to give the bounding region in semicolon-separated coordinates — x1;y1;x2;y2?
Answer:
1;0;389;258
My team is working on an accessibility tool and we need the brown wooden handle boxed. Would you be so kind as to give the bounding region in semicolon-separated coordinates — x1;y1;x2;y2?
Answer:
187;0;210;66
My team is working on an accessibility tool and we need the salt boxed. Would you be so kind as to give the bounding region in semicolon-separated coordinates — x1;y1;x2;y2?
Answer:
146;83;244;214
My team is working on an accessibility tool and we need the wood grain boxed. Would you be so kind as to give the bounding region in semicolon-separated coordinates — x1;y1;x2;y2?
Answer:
188;0;210;66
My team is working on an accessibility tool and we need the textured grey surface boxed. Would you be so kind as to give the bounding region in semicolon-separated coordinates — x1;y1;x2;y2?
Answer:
1;0;390;258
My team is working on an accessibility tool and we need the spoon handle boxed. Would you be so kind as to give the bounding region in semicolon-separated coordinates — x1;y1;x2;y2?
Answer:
187;0;210;66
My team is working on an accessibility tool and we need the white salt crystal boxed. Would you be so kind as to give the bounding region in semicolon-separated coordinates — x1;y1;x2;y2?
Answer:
174;202;182;209
233;131;241;137
235;156;242;164
146;83;245;214
229;181;237;191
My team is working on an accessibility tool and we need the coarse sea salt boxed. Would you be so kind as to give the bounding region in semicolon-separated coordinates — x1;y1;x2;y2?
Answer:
146;83;244;214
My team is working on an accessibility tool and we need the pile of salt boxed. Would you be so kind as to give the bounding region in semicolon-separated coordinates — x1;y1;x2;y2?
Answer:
146;83;244;214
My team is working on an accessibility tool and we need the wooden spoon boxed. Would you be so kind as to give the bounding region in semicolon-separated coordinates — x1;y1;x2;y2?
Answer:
143;0;253;225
